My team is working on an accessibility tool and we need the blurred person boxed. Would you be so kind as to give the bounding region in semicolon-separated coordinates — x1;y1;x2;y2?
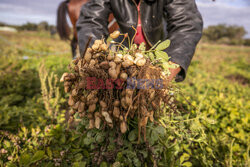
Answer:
77;0;203;82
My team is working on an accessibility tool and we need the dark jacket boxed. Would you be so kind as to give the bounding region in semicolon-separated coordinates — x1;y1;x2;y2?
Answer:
77;0;203;81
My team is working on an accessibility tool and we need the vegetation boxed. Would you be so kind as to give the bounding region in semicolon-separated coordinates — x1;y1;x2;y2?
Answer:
0;31;249;166
203;24;250;46
1;22;249;46
0;21;56;32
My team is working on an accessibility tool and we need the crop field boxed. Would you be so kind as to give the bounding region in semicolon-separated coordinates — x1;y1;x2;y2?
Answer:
0;31;249;166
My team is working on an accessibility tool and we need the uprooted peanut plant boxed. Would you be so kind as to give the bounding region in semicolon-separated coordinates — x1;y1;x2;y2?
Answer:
60;30;180;142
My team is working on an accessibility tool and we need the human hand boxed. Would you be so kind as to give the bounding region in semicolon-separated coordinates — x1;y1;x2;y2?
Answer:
167;62;181;82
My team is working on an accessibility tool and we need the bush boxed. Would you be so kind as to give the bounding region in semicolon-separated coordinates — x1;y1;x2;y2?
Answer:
0;60;43;132
203;24;247;45
244;39;250;46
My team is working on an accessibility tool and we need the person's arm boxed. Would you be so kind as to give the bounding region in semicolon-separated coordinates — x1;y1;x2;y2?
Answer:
164;0;203;82
76;0;111;56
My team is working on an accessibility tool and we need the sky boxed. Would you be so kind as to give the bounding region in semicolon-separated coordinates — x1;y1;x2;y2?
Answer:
0;0;250;37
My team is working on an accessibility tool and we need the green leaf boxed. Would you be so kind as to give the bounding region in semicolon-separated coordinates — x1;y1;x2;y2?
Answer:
182;162;192;167
155;126;166;136
116;152;123;162
155;50;169;62
19;153;31;166
163;62;178;69
21;127;28;135
180;153;190;164
87;131;93;138
72;162;87;167
90;144;95;150
128;130;137;142
156;40;170;51
4;140;11;148
162;62;177;71
183;144;192;155
123;47;129;51
131;44;138;50
100;162;108;167
139;150;148;158
30;150;45;164
83;149;90;158
150;130;159;143
71;134;81;141
5;162;16;167
43;162;53;167
147;52;155;61
133;157;141;167
83;137;93;145
74;153;83;162
46;147;52;159
60;134;66;144
95;133;105;143
139;42;146;51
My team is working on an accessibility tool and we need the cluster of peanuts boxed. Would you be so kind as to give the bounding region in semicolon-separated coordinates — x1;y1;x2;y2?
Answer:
60;31;169;136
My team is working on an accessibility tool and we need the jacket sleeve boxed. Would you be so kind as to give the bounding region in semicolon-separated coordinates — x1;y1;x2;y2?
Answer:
164;0;203;82
76;0;111;56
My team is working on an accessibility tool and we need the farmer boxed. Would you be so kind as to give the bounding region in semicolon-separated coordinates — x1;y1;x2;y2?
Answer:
77;0;203;82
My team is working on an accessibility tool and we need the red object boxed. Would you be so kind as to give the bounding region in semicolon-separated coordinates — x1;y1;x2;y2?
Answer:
134;2;149;48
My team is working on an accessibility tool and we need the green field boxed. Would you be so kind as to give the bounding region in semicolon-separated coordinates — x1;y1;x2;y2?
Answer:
0;31;249;166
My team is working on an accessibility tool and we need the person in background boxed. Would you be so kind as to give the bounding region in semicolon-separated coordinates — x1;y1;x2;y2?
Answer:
77;0;203;82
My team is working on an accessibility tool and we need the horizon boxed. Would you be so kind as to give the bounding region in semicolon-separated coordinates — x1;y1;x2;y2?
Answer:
0;0;250;37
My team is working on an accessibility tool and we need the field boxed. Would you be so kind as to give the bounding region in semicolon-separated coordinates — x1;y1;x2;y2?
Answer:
0;31;249;166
